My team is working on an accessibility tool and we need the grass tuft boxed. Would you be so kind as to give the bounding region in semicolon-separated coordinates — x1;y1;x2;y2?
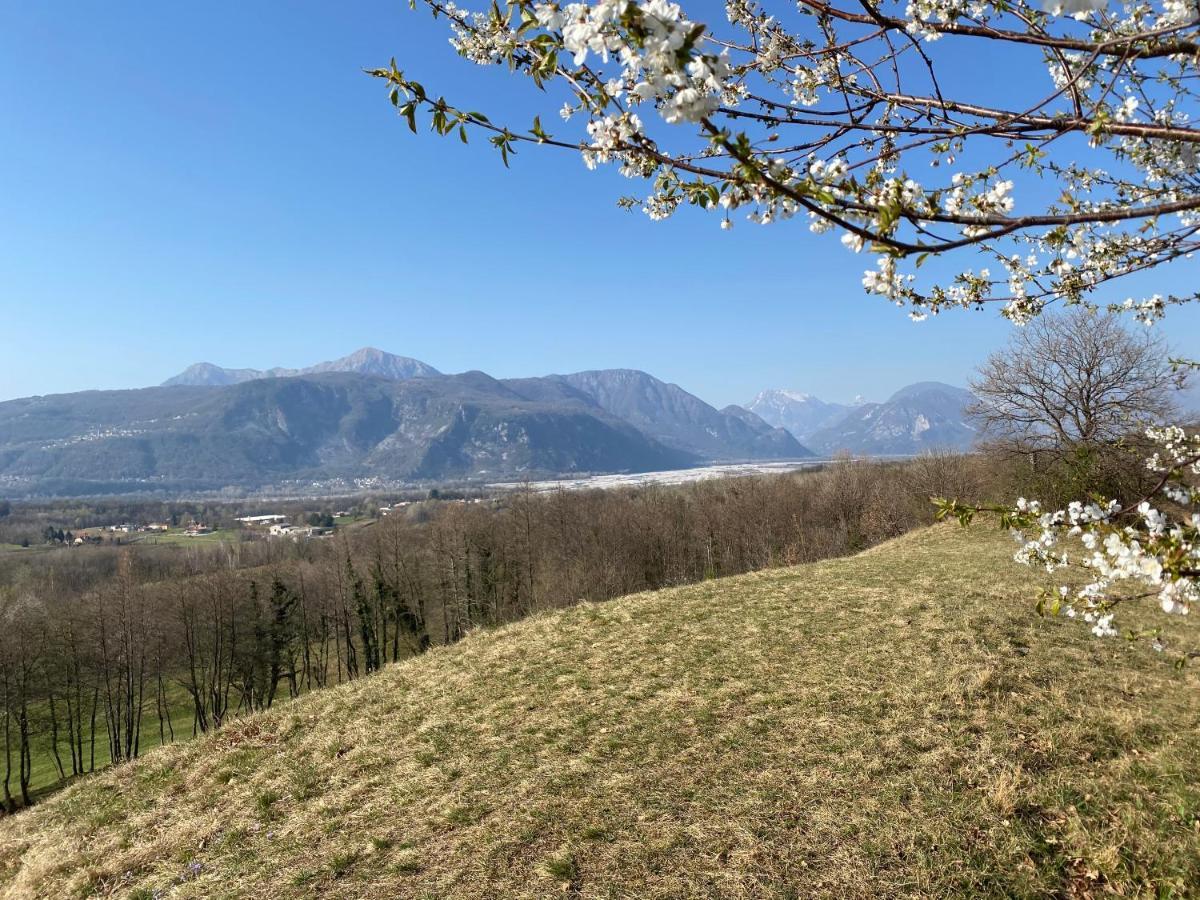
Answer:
539;848;579;883
328;851;359;878
253;788;281;822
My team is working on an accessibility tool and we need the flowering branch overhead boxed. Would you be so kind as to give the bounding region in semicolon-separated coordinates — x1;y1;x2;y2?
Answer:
376;0;1200;323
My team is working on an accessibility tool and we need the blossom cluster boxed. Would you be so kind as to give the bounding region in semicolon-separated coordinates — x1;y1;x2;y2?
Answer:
904;0;994;41
583;112;644;168
444;1;522;63
1005;427;1200;644
533;0;731;125
944;176;1015;237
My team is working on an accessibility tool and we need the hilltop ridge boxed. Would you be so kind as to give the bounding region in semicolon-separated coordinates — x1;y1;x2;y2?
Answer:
162;348;442;387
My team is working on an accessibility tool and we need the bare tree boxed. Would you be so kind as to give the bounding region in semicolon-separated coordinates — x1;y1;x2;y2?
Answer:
969;310;1185;498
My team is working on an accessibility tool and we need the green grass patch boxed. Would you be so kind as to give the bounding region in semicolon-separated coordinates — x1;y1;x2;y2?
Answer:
134;528;241;545
20;681;197;798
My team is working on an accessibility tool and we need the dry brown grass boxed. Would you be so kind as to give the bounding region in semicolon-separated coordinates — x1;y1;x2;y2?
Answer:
1;524;1198;899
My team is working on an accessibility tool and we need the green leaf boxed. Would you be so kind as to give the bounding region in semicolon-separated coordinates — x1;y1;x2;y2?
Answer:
399;102;417;134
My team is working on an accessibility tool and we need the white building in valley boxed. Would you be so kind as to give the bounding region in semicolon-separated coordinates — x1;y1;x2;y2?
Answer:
237;514;290;526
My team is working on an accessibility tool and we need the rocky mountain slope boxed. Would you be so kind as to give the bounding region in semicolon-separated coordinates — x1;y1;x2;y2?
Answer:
553;369;811;461
805;381;977;455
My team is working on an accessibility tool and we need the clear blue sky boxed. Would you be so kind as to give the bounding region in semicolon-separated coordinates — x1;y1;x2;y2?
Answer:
2;2;1197;408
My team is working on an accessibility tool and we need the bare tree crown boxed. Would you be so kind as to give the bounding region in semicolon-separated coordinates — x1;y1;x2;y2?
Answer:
969;310;1184;456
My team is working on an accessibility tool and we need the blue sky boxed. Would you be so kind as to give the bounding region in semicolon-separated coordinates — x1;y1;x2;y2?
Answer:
2;2;1197;409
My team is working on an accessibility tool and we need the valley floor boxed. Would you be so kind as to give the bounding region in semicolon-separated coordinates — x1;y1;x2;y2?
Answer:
1;525;1198;898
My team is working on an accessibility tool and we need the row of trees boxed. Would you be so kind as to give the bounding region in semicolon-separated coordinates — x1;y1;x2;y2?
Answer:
0;453;986;810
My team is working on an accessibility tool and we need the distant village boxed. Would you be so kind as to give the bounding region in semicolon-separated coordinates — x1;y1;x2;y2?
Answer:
3;488;507;552
37;510;351;548
233;514;335;538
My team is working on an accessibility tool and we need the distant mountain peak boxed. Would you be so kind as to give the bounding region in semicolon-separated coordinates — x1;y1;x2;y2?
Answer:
162;362;265;388
334;347;399;365
752;388;812;404
746;389;852;443
161;350;441;387
886;381;972;403
807;381;977;456
303;348;440;381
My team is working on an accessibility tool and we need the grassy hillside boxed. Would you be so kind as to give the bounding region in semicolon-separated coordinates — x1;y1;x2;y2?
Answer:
1;525;1198;898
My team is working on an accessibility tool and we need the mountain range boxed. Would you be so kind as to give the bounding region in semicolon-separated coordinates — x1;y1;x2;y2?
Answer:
0;351;810;497
0;349;992;497
551;370;804;461
748;382;979;455
804;382;978;455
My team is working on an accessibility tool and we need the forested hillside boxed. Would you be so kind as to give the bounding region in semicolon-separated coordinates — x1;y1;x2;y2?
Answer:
1;460;959;805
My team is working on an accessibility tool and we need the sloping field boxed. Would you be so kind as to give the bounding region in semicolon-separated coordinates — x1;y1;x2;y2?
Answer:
1;525;1198;898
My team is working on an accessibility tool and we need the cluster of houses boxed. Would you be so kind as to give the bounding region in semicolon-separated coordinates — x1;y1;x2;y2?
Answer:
235;514;291;527
63;522;180;546
105;522;171;534
93;521;215;538
376;498;487;517
57;511;352;549
235;514;333;539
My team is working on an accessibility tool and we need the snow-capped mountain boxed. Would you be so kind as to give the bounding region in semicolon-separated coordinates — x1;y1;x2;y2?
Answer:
745;389;853;442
